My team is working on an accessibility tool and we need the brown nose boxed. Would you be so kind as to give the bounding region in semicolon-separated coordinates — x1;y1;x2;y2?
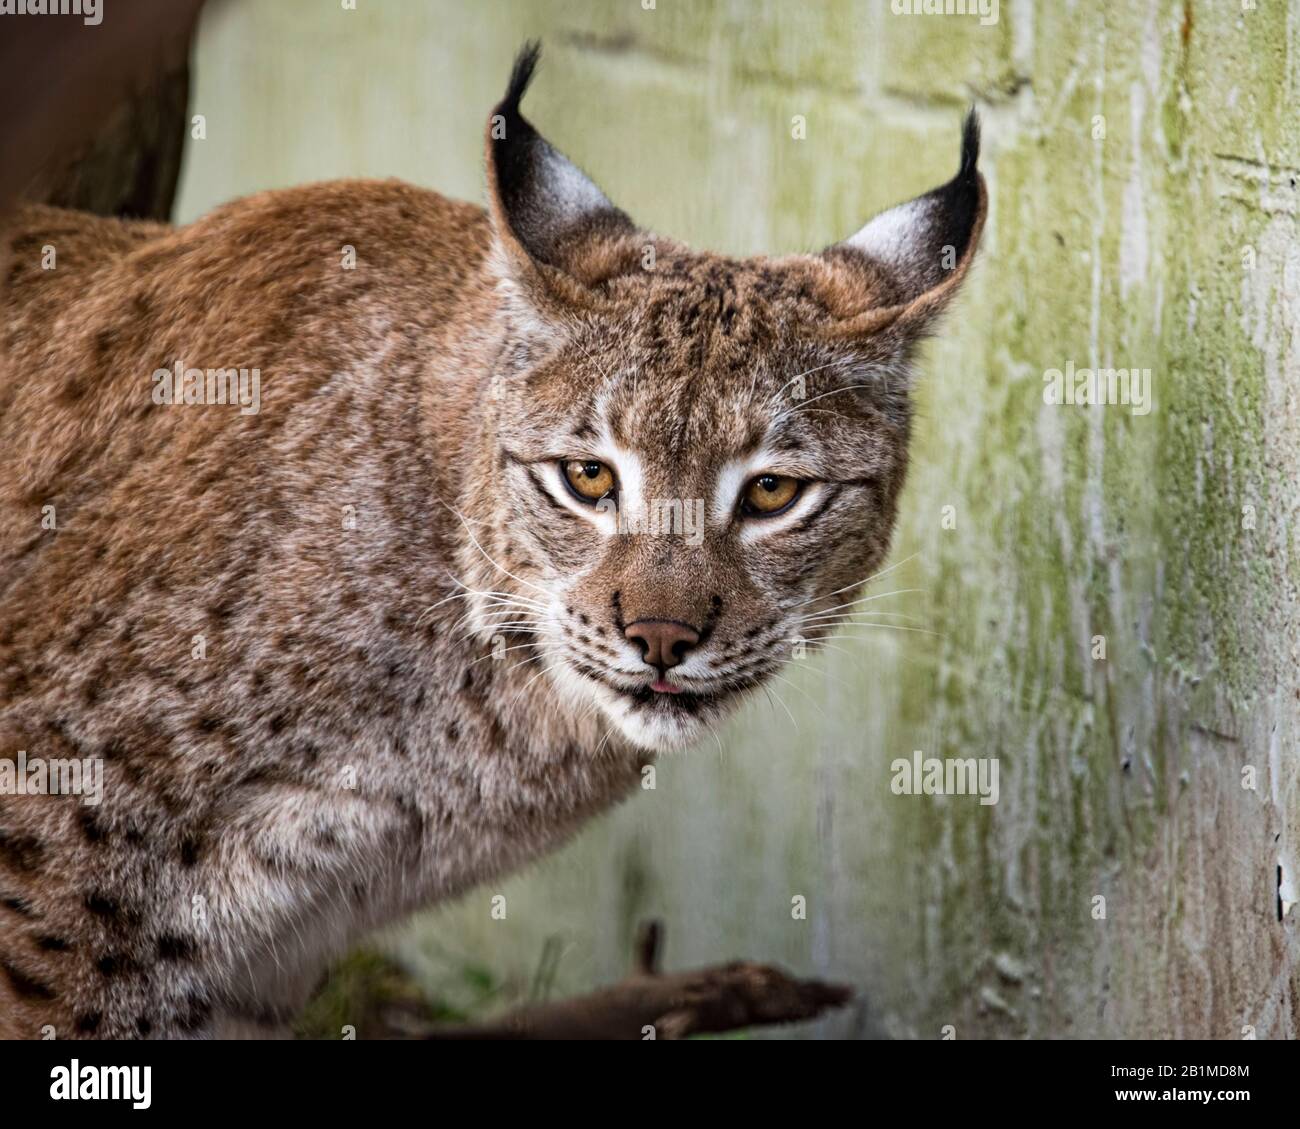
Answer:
625;620;700;671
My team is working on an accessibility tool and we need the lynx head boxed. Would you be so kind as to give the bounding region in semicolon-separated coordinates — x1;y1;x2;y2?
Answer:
462;43;986;752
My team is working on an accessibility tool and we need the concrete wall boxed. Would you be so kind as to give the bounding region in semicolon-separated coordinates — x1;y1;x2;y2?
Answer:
178;0;1300;1038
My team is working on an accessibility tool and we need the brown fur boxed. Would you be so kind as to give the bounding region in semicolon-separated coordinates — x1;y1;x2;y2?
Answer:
0;47;984;1038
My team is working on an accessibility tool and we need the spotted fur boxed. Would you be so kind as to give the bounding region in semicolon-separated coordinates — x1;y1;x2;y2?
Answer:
0;44;984;1038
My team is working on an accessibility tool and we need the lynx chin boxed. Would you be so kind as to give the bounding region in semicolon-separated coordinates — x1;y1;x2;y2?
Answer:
0;42;985;1037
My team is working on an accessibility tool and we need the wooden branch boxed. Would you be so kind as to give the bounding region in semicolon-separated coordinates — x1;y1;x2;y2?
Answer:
422;921;852;1040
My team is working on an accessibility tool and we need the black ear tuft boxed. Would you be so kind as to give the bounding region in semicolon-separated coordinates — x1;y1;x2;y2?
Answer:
927;108;983;269
959;107;980;182
486;40;636;277
825;110;987;314
501;40;541;121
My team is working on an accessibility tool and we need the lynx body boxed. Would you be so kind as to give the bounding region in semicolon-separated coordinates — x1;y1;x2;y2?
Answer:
0;46;984;1037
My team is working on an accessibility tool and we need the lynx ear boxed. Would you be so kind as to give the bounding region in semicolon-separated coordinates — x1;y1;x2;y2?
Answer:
485;42;638;299
821;110;987;341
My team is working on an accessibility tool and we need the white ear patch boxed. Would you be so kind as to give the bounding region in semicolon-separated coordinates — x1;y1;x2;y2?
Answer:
844;197;934;270
538;142;613;223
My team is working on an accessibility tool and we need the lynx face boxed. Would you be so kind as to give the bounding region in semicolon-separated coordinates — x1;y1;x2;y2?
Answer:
486;297;904;751
469;44;985;751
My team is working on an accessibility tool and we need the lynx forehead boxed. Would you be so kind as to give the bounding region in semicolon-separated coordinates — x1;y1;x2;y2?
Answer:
0;42;984;1038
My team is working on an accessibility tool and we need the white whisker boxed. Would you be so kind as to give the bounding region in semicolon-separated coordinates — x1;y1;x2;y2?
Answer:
790;554;920;610
439;500;553;599
829;623;944;639
773;380;880;422
769;672;826;720
518;660;558;696
794;588;925;623
467;641;567;668
797;607;925;628
764;358;850;408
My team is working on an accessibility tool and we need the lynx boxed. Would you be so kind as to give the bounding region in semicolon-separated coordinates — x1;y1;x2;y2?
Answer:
0;44;985;1038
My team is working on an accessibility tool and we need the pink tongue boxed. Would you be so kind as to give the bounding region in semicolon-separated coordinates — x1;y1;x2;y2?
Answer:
651;679;682;694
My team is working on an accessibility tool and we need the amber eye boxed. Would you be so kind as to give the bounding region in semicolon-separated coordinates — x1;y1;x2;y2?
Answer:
741;474;802;516
562;459;616;504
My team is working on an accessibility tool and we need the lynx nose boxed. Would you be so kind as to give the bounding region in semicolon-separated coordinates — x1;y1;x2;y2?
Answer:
625;620;700;672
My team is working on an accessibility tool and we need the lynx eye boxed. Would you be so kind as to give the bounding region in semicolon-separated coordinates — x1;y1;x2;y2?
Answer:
562;459;616;504
741;474;802;516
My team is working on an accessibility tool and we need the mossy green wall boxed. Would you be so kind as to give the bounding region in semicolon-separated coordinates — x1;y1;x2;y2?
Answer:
178;0;1300;1037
